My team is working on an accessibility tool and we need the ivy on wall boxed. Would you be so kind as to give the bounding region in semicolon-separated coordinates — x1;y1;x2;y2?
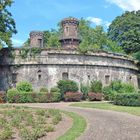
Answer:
20;47;42;59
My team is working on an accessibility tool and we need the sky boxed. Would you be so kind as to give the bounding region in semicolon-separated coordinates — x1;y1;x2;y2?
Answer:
10;0;140;47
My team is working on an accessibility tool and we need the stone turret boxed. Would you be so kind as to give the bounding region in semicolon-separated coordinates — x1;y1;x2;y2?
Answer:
30;31;44;47
59;17;81;49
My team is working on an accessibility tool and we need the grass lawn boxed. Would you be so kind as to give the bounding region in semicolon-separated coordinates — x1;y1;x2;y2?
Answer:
0;105;62;140
71;102;140;116
57;111;86;140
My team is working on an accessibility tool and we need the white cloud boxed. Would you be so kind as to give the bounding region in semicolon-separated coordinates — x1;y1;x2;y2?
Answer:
12;39;24;47
87;17;103;25
87;17;111;28
106;0;140;11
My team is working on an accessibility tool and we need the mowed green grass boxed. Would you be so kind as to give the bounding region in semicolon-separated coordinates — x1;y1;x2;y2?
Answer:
57;111;86;140
71;102;140;116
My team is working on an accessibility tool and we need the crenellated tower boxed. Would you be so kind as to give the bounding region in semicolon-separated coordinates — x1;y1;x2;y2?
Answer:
30;31;44;47
59;17;81;49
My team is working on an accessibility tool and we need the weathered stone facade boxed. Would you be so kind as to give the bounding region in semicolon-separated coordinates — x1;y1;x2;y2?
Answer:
0;17;140;91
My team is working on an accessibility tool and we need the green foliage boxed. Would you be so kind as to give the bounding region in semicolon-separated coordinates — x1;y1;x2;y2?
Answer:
108;11;140;54
110;80;135;93
51;92;61;102
57;80;79;96
43;30;60;47
7;88;19;103
0;0;17;47
78;19;108;52
0;106;62;140
20;47;30;58
20;47;42;59
16;81;33;92
0;125;13;140
102;86;116;101
104;40;124;54
80;83;89;100
103;80;136;101
90;80;102;93
133;51;140;63
114;93;140;106
50;86;60;93
39;87;48;93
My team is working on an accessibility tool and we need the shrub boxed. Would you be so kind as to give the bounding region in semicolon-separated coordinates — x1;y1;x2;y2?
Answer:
57;80;78;96
88;92;103;101
7;88;19;103
80;83;89;100
51;92;61;102
121;83;135;93
0;91;6;103
39;87;48;93
16;81;33;92
64;92;83;102
113;93;140;106
102;86;116;101
110;80;122;93
50;87;60;93
90;80;102;93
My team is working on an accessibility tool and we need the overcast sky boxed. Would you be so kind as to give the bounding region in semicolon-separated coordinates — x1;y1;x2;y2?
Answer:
10;0;140;47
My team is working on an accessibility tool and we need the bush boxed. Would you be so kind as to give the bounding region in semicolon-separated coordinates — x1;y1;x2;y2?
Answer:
0;91;6;103
90;80;102;93
64;92;83;102
121;83;135;93
110;80;122;93
113;93;140;106
16;81;33;92
7;88;19;103
39;87;48;93
80;83;89;100
103;81;136;101
88;92;103;101
50;87;60;93
57;80;78;96
102;86;116;101
51;92;61;102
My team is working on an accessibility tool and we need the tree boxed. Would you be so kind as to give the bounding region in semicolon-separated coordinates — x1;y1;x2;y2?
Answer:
108;11;140;54
78;18;108;52
0;0;17;47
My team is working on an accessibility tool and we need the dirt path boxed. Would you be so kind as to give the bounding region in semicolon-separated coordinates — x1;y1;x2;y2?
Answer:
13;103;140;140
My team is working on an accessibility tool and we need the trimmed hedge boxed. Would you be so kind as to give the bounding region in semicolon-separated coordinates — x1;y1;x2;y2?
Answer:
64;92;83;102
113;93;140;106
7;91;61;103
88;92;103;101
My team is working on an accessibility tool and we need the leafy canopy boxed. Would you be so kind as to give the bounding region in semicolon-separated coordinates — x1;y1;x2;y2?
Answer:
0;0;17;48
108;11;140;54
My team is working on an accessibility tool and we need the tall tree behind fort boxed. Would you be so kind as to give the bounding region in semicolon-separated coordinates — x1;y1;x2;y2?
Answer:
0;0;17;48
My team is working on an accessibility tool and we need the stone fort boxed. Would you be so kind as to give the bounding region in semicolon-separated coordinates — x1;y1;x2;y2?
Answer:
0;17;140;91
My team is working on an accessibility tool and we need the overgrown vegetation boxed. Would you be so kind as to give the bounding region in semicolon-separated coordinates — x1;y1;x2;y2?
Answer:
0;105;62;140
20;47;42;59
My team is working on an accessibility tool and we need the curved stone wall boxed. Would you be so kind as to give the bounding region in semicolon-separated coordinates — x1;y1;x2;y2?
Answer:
0;48;139;90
